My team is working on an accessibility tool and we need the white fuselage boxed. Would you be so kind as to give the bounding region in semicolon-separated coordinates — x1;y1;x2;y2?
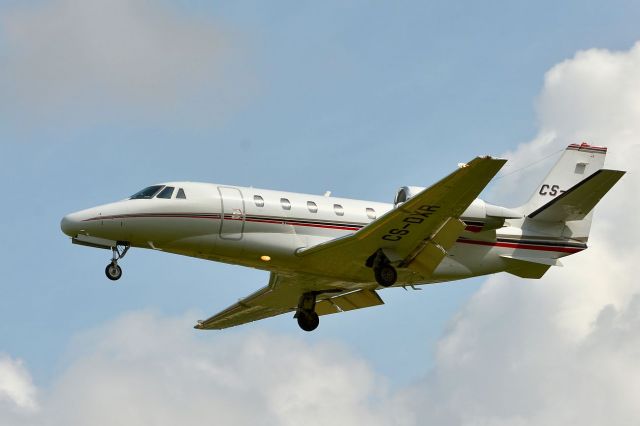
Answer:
60;181;586;289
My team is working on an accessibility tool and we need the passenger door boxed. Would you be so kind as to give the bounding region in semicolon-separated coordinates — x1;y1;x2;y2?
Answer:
218;186;245;240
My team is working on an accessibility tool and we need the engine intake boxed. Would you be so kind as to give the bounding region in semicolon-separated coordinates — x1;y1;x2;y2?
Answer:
394;186;425;206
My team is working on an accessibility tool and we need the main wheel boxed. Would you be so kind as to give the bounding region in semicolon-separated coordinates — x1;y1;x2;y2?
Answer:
374;264;397;287
105;262;122;281
297;311;319;332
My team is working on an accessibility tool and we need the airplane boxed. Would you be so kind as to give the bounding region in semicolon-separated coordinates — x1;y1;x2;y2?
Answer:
60;143;625;332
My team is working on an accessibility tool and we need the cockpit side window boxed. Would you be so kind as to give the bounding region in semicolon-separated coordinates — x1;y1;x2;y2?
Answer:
130;185;164;199
156;186;174;199
176;188;186;199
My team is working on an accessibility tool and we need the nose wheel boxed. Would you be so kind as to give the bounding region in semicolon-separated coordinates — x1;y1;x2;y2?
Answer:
105;262;122;281
105;243;130;281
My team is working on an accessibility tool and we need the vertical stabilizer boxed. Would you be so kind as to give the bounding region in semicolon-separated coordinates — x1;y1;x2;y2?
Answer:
521;142;621;242
523;143;607;215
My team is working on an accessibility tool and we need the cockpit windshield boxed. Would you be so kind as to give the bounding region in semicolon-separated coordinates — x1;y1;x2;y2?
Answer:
156;186;174;199
130;185;164;199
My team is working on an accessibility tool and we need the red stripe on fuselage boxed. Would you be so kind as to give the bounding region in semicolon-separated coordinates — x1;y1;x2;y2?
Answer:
456;238;584;254
84;213;220;221
88;213;363;232
83;213;584;253
243;217;361;231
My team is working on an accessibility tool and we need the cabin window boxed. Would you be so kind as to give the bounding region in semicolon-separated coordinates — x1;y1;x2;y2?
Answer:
307;201;318;213
334;204;344;216
366;207;376;219
280;198;291;210
156;186;174;199
176;188;187;199
130;185;164;200
254;195;265;207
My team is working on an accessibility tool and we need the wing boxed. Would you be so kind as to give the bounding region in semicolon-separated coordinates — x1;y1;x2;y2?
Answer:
196;156;505;330
194;272;384;330
297;156;507;278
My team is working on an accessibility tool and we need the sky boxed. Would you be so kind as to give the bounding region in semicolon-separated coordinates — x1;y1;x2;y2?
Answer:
1;1;639;424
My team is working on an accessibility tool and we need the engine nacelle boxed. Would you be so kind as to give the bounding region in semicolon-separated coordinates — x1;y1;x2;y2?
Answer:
460;199;522;232
393;187;522;232
394;186;425;206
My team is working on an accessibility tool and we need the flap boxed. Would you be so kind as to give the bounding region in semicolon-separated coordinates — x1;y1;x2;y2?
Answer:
403;217;466;276
315;289;384;316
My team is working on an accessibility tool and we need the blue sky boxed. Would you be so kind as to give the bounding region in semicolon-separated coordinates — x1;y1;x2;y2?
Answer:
1;1;640;424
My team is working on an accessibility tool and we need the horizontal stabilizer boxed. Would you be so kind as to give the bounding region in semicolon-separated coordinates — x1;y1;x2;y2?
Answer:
500;254;562;267
528;169;625;222
500;255;556;279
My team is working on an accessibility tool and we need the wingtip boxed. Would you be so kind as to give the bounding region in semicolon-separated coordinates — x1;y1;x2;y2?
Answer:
470;156;508;168
474;155;507;162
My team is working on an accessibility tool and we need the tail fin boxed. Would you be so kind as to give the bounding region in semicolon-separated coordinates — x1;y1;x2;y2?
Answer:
523;143;608;214
522;143;625;242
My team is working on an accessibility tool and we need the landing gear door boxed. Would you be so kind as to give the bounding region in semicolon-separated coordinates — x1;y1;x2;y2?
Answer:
218;186;245;240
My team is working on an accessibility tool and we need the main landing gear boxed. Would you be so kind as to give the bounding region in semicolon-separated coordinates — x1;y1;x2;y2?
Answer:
367;249;398;287
105;243;130;281
295;292;320;332
374;264;397;287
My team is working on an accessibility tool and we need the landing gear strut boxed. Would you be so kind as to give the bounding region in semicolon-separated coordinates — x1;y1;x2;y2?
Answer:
105;243;130;281
295;292;320;332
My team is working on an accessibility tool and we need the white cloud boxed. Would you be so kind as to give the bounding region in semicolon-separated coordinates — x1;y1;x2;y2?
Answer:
0;0;254;124
2;311;387;426
493;43;640;206
0;354;38;413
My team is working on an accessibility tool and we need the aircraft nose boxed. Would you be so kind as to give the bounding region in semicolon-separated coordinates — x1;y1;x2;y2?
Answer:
60;212;82;237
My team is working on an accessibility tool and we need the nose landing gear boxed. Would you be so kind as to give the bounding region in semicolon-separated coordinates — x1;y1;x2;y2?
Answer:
105;243;130;281
105;262;122;280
